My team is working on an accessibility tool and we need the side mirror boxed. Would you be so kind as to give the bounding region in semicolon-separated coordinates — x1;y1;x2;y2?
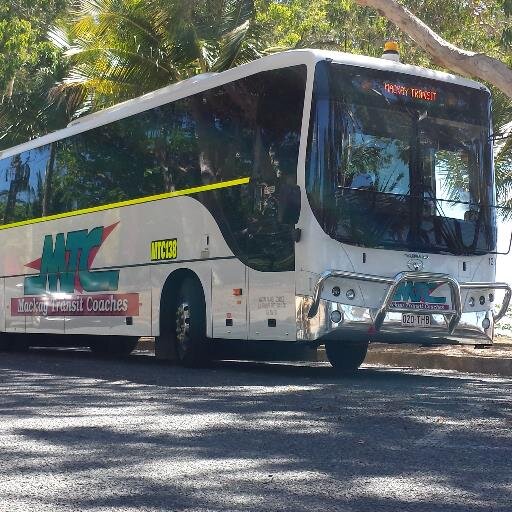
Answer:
279;184;301;225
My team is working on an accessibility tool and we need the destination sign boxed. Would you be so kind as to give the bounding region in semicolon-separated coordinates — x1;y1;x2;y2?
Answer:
384;82;438;102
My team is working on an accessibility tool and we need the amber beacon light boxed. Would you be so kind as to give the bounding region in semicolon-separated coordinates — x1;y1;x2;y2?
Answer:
382;41;400;62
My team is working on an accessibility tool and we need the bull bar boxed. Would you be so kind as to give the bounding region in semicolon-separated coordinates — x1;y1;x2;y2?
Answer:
307;270;511;335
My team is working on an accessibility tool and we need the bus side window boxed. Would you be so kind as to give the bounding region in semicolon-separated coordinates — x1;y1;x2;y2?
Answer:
0;155;12;222
0;147;48;225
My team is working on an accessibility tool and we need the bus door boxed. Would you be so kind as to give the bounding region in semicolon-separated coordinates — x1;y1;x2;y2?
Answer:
246;182;298;341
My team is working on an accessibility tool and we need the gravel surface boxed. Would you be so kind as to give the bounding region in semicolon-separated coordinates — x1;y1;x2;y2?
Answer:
0;348;511;512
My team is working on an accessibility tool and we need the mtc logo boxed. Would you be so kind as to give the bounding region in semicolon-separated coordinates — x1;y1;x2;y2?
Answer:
393;282;446;304
25;223;119;295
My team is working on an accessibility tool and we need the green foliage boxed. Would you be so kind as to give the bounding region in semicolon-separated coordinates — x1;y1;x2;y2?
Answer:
0;1;70;92
0;0;70;149
256;0;512;66
0;1;69;28
51;0;264;113
500;0;512;16
0;17;32;94
0;43;69;147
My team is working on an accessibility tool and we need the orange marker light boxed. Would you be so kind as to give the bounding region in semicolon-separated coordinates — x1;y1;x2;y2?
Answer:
384;41;399;53
232;288;243;296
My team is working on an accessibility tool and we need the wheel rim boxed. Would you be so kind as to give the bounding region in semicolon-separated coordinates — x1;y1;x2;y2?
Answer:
176;301;190;355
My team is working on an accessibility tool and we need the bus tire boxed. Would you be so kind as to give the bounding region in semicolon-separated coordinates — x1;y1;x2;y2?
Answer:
325;341;369;375
89;337;138;357
173;277;208;367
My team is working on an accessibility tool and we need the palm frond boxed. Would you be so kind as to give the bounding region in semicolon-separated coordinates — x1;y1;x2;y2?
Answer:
213;20;252;71
219;0;255;36
51;0;261;115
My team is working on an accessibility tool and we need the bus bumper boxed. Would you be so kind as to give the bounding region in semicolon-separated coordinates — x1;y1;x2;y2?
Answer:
297;270;511;346
296;295;495;345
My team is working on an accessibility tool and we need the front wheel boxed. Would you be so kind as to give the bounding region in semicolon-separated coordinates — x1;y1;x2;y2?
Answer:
325;341;369;375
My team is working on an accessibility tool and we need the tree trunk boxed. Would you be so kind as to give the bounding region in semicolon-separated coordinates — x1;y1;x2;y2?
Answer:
4;77;15;100
355;0;512;100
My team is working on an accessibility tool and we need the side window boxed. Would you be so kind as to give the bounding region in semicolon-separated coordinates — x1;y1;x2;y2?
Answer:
144;101;201;192
45;99;203;216
0;147;48;225
49;115;159;213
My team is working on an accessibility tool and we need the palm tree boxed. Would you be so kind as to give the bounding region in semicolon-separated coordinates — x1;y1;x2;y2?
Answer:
50;0;265;115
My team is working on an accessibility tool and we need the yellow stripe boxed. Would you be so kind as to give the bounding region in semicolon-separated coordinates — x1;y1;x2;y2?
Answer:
0;177;250;231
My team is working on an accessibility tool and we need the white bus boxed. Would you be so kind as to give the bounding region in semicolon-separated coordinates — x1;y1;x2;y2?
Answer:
0;49;510;373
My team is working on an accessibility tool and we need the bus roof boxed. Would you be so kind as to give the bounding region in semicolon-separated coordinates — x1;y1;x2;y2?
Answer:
0;48;489;161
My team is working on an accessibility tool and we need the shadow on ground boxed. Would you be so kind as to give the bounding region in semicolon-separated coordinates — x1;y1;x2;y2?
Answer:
0;348;511;512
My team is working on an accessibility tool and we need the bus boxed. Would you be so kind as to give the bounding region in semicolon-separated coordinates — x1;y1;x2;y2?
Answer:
0;48;510;373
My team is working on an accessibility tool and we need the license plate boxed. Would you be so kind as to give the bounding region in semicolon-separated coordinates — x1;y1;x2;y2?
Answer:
401;313;432;328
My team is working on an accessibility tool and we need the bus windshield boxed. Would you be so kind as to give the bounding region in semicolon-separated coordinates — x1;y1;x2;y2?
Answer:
306;61;496;255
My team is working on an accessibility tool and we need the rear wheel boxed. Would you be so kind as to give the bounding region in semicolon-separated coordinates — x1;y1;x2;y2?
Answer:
89;337;138;357
173;277;208;367
325;341;369;375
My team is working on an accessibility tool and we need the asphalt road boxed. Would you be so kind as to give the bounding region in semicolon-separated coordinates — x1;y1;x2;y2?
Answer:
0;349;511;512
